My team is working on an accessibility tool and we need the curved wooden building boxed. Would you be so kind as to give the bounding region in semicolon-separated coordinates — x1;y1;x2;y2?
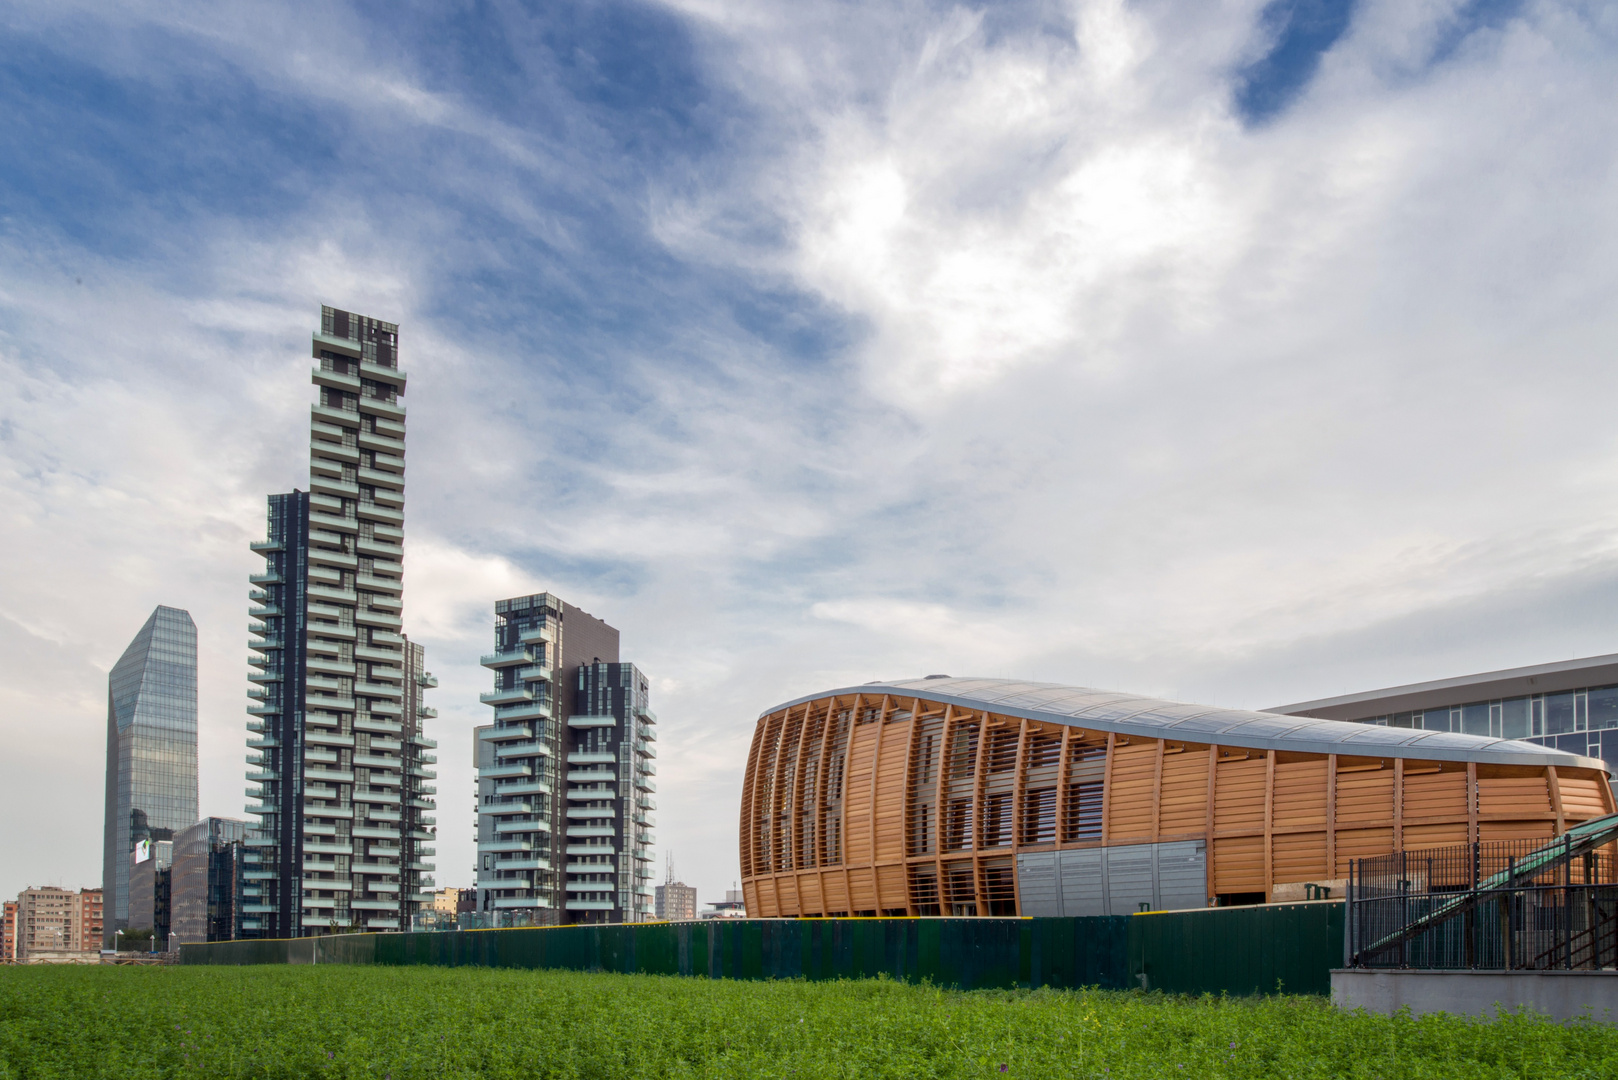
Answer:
739;678;1614;917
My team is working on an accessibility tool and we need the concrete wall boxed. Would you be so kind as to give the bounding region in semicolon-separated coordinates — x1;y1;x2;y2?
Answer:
1333;969;1618;1022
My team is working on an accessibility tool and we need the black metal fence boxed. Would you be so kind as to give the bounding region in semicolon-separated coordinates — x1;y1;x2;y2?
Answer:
1348;837;1618;970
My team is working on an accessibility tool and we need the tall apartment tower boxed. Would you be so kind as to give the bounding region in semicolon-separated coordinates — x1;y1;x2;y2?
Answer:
243;305;438;938
102;605;198;946
474;595;656;924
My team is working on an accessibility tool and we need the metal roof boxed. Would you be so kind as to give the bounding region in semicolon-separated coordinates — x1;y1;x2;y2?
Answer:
761;676;1607;773
1265;652;1618;722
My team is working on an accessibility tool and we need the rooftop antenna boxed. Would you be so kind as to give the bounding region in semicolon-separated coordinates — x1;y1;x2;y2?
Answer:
665;851;675;885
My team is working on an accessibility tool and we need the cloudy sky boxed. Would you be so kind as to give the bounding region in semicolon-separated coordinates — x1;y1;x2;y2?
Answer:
3;0;1617;906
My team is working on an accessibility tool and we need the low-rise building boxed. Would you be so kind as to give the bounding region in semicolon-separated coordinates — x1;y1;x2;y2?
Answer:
654;880;696;921
74;889;102;951
9;889;103;958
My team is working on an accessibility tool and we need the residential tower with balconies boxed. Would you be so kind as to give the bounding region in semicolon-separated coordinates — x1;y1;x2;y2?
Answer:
474;594;652;923
243;305;437;937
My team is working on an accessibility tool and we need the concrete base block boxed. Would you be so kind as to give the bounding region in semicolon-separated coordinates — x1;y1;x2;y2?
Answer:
1333;969;1618;1022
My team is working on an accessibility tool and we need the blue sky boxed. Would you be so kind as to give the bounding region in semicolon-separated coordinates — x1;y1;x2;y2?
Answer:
3;0;1618;904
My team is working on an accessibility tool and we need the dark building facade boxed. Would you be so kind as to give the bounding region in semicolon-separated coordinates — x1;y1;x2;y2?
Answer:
103;606;198;947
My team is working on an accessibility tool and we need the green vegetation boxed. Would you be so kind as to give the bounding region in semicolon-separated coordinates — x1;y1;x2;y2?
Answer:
2;965;1615;1079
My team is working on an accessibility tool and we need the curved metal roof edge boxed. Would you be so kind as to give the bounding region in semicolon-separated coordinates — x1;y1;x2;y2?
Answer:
757;678;1609;774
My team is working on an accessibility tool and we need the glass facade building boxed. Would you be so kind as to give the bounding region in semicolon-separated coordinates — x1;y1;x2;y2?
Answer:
171;817;248;944
243;306;438;938
1269;654;1618;785
102;605;198;946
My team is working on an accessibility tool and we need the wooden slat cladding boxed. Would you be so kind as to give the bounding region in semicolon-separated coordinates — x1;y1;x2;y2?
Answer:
1158;744;1209;837
739;691;1610;916
1103;739;1157;842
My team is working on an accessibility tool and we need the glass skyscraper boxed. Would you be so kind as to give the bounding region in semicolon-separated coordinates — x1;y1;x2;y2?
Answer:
242;306;438;938
102;605;198;946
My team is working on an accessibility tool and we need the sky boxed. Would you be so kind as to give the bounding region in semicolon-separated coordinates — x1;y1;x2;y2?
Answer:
2;0;1618;908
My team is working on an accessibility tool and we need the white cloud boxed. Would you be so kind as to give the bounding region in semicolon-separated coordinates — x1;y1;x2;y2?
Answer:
5;0;1618;911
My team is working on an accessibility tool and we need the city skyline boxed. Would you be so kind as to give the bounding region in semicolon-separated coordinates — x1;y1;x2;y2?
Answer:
7;1;1618;911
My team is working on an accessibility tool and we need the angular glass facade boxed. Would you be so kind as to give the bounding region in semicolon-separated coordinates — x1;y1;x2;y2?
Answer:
102;605;198;946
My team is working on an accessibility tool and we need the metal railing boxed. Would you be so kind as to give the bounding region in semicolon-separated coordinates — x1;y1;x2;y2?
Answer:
1349;824;1618;970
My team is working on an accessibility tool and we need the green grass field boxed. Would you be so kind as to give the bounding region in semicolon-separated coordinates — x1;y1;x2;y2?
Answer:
2;965;1615;1079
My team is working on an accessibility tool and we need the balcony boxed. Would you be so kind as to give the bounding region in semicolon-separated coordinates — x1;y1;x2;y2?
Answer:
417;705;439;719
565;824;616;839
480;686;535;707
478;801;536;816
354;716;403;735
479;647;535;669
517;624;554;645
355;682;404;700
310;476;360;499
479;723;534;743
635;743;658;759
304;768;355;784
368;701;403;717
567;752;616;766
516;664;553;683
494;857;550;871
477;874;532;889
356;575;402;596
356;430;405;454
477;839;534;853
308;511;358;535
568;770;615;784
250;539;282;553
353;825;401;839
493;895;553;909
567;785;615;800
350;898;401;911
566;806;616;820
564;861;617;874
568;714;616;729
493;701;552;723
495;741;553;760
307;731;355;748
635;705;657;724
494;818;550;834
565;900;615;911
478;763;532;780
305;840;355;855
496;779;553;796
357;503;404;526
355;609;403;629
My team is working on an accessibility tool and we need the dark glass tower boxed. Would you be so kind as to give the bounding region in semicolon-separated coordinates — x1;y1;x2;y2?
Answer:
102;606;199;947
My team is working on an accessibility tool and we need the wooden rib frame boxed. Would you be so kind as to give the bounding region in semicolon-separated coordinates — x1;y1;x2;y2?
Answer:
740;692;1616;917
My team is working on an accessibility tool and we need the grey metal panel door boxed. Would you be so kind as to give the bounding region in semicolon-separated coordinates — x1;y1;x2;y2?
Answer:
1015;852;1061;917
1058;848;1106;916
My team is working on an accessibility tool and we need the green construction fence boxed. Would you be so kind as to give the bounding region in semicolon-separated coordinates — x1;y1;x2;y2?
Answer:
181;900;1342;996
